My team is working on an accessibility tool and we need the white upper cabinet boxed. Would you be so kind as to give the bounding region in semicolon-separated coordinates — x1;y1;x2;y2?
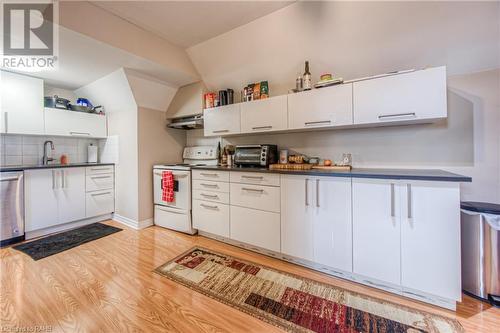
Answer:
240;95;288;134
44;108;107;138
288;83;353;130
352;178;402;286
400;181;461;301
1;71;44;135
203;104;241;136
353;67;447;125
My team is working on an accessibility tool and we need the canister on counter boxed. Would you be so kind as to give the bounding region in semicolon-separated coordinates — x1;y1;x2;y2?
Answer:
279;149;289;164
227;89;234;104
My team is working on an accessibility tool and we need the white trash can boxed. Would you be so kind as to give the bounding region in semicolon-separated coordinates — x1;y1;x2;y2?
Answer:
461;201;500;306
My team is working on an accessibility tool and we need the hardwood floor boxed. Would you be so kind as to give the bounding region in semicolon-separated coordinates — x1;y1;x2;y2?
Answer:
1;220;498;333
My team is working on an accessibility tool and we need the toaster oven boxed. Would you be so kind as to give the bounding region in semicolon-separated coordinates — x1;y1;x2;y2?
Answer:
234;145;278;167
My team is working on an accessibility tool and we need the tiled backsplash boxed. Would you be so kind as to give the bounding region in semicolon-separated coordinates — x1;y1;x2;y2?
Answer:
0;134;99;166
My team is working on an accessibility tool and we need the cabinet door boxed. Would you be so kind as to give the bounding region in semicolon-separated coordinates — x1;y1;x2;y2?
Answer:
1;71;44;135
240;95;287;133
24;169;59;231
401;181;461;300
312;177;352;272
353;67;447;125
44;108;107;138
230;206;281;252
203;104;240;136
352;179;401;285
280;175;314;261
58;168;86;224
288;83;353;130
192;200;230;237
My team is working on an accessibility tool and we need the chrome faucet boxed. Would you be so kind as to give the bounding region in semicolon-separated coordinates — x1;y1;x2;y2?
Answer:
42;140;55;165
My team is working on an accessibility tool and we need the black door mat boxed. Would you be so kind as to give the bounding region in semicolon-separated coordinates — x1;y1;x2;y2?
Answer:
13;223;122;260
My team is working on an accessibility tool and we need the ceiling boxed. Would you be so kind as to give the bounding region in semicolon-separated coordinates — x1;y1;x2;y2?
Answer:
91;1;294;48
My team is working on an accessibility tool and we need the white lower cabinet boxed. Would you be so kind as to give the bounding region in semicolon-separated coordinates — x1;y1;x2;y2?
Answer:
85;166;115;218
352;178;461;302
86;190;115;217
25;167;86;232
192;199;230;237
230;206;280;252
400;181;461;301
281;175;352;270
352;178;401;285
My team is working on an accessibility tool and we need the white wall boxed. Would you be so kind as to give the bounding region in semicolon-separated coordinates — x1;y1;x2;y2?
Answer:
186;1;500;203
76;69;140;222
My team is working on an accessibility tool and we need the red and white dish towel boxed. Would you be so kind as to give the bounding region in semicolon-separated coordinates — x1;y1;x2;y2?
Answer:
162;171;174;202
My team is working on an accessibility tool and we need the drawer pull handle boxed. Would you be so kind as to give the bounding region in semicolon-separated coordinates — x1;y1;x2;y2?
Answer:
200;183;218;188
91;192;111;196
305;120;331;126
200;193;219;198
70;131;91;136
91;176;111;179
252;126;272;130
378;112;416;120
241;175;264;180
213;129;229;133
200;173;218;177
90;167;110;171
242;187;264;193
200;203;218;209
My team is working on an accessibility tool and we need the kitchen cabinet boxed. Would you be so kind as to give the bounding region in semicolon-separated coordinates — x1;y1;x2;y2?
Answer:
192;200;230;237
58;168;86;224
400;181;461;301
288;83;353;130
1;71;44;135
353;67;447;125
312;177;352;272
352;178;401;285
230;183;280;213
25;167;85;232
86;190;114;217
230;206;280;252
203;104;240;136
240;95;288;134
281;175;352;270
280;175;314;261
44;108;107;138
85;166;115;218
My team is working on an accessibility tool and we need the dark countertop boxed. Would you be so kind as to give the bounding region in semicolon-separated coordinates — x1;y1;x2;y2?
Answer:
0;162;114;172
192;165;471;182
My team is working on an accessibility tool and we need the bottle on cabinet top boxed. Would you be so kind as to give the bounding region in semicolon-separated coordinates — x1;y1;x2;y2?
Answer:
303;61;312;90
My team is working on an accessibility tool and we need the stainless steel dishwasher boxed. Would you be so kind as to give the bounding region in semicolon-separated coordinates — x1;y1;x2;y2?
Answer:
1;171;25;247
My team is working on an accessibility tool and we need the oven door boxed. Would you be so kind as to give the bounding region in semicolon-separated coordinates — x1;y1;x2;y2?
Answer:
153;169;191;210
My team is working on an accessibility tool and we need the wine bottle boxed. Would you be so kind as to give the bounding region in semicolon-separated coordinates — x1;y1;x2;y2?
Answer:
303;61;312;90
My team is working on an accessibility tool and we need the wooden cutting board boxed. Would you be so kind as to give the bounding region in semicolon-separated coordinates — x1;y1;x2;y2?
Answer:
269;163;313;170
312;165;351;171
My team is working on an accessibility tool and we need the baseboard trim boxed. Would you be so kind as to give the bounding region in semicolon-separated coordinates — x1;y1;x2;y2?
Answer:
26;214;113;240
112;214;153;230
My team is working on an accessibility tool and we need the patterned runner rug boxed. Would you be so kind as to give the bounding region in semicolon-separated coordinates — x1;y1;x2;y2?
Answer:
155;247;463;333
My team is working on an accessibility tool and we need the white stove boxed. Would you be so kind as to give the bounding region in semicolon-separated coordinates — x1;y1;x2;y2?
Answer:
153;146;218;234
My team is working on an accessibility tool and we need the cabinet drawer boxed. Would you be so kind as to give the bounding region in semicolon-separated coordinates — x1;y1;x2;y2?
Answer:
230;172;280;186
192;169;229;182
192;179;229;193
230;183;280;213
86;189;114;217
192;200;229;237
86;165;114;175
230;206;280;252
86;174;114;191
193;189;229;204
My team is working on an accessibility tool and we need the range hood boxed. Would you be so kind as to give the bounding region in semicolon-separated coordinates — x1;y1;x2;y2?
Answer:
167;114;204;130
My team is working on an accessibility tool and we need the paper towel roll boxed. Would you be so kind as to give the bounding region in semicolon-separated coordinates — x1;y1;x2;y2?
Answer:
88;144;98;163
